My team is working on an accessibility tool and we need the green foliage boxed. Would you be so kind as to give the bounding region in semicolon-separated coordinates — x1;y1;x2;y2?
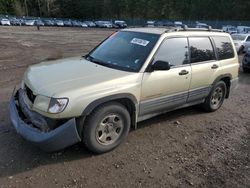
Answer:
0;0;249;20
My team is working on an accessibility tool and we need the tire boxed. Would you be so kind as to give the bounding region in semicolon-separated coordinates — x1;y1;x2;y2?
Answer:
202;81;227;112
83;102;131;154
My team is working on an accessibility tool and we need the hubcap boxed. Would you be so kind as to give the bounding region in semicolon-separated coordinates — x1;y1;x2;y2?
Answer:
211;86;223;108
96;114;124;145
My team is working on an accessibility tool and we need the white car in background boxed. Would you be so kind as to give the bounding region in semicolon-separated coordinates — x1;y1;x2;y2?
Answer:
0;18;11;26
24;20;35;26
237;26;250;34
231;34;250;53
222;25;237;34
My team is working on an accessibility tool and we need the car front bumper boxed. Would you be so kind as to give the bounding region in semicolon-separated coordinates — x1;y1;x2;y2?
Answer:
9;93;81;152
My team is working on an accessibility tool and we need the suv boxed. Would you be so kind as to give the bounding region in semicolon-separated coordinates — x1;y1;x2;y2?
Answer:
231;33;250;54
9;28;239;153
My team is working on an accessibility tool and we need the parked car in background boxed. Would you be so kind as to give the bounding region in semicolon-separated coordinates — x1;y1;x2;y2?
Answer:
24;20;35;26
10;18;21;26
54;20;64;27
84;21;96;27
114;20;127;28
35;20;44;26
222;25;237;34
237;26;250;34
79;21;88;28
196;22;209;28
95;21;113;28
144;20;155;27
43;19;55;26
231;34;250;53
0;18;11;26
242;48;250;73
63;20;72;27
174;21;183;28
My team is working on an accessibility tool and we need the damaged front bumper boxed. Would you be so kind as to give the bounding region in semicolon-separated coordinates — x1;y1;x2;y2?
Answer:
9;91;81;152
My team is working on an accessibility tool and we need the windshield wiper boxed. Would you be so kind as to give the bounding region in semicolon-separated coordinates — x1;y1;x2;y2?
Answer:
85;54;112;68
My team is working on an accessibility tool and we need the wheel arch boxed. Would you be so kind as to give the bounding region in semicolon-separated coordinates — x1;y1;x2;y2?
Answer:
212;74;232;98
81;93;139;128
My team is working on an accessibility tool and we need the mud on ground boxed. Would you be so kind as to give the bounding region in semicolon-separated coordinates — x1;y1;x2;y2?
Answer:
0;26;249;188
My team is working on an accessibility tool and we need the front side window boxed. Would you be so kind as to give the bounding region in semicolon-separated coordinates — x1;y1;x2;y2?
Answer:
189;37;216;63
153;38;189;67
87;31;159;72
212;36;234;60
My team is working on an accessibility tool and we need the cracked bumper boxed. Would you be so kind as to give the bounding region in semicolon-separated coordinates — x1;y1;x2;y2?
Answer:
9;96;81;152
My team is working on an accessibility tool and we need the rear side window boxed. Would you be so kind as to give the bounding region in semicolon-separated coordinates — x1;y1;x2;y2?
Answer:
212;36;234;60
189;37;216;63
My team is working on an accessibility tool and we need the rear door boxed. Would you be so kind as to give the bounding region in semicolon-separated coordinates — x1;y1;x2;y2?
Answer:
187;37;220;102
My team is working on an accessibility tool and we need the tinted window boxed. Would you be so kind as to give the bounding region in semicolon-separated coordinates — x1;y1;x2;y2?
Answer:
189;37;216;63
247;36;250;42
154;38;189;67
212;36;234;60
88;31;159;72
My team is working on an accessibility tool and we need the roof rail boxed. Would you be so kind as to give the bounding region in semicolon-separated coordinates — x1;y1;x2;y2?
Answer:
166;25;223;33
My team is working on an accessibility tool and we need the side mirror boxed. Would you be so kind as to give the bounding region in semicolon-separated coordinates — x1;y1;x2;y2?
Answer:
151;60;171;71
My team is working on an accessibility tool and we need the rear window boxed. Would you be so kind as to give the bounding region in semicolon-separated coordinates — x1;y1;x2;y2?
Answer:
189;37;216;63
212;36;234;60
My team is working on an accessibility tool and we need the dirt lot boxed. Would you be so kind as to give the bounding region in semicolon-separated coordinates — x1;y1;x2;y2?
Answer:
0;26;249;188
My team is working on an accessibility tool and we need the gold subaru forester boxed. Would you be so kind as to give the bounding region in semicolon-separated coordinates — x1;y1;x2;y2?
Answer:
9;27;239;153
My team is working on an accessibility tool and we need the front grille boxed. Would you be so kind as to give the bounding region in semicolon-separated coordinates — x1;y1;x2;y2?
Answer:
25;85;36;103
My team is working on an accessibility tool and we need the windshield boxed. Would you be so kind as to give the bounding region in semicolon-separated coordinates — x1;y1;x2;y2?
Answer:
232;35;247;41
87;31;159;72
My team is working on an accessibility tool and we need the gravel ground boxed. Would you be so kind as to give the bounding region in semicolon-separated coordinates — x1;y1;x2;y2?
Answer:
0;26;249;188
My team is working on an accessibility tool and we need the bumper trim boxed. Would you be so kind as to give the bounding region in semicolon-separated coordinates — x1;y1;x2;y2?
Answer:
9;96;81;152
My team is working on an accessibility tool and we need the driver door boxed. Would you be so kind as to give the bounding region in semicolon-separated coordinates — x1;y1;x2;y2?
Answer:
139;37;191;116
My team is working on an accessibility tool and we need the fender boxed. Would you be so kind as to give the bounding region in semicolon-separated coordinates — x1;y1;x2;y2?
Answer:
211;73;233;98
81;93;138;116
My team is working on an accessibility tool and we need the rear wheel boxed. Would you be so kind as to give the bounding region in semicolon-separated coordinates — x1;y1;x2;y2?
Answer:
83;102;131;154
202;81;227;112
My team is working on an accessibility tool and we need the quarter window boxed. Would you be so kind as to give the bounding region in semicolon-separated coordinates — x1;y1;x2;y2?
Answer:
212;36;234;60
154;38;189;67
189;37;216;63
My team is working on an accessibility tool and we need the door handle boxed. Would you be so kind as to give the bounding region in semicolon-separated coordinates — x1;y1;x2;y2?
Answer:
179;70;189;75
211;64;219;69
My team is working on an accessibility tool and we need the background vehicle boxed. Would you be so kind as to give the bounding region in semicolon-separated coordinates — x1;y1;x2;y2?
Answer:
0;18;11;26
55;20;64;26
63;20;72;27
144;20;155;27
114;20;127;28
43;19;55;26
237;26;250;33
84;21;96;27
24;19;35;26
95;21;113;28
10;18;21;26
154;21;174;27
195;21;209;29
242;48;250;72
222;25;237;34
231;33;250;53
35;20;44;26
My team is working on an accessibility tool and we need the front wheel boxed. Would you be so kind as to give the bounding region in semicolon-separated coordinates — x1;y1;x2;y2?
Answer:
202;81;227;112
83;102;131;154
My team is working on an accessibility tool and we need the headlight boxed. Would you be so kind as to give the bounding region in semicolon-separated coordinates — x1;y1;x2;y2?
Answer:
48;98;69;113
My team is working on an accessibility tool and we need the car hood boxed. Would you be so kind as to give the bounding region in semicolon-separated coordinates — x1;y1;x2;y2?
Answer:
24;56;136;97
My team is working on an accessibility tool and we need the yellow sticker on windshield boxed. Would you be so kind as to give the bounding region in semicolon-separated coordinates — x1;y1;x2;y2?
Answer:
131;38;150;46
